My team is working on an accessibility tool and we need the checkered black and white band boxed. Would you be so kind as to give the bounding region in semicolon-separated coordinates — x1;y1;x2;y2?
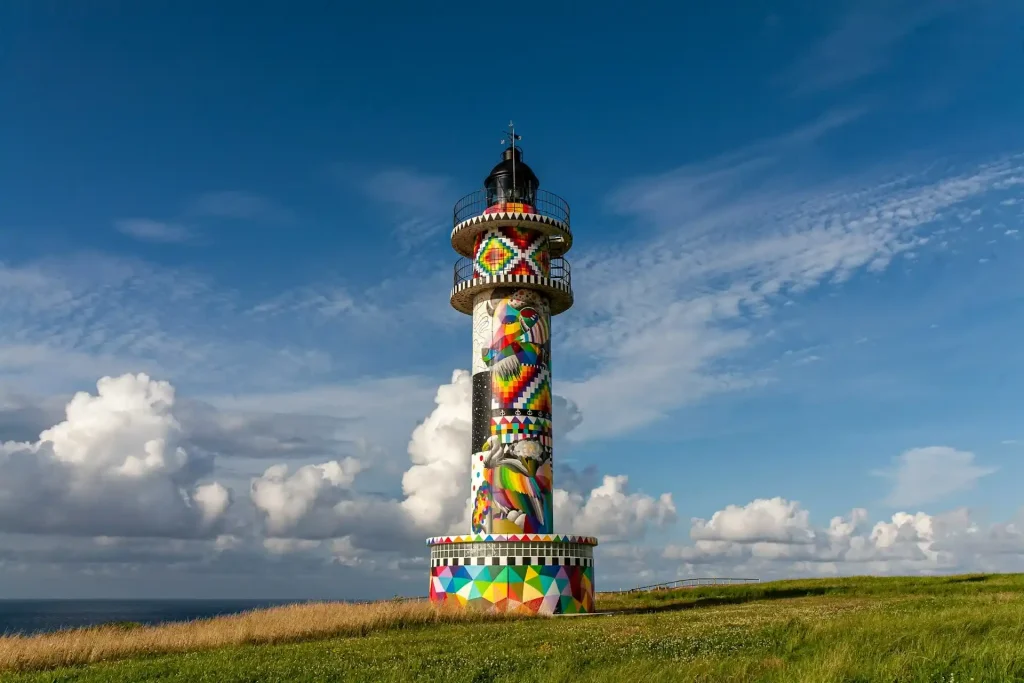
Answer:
430;556;594;568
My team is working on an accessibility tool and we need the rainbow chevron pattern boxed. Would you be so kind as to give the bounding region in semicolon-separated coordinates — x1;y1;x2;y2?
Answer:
491;365;551;413
491;363;550;410
429;564;594;614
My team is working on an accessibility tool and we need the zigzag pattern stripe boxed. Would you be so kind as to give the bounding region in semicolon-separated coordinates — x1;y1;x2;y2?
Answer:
453;211;569;235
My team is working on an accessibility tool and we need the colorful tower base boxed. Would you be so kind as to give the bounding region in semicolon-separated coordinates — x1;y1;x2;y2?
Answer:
427;535;597;614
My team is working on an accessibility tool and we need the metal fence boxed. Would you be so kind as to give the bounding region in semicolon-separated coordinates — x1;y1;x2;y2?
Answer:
453;188;571;228
602;577;760;594
453;256;572;290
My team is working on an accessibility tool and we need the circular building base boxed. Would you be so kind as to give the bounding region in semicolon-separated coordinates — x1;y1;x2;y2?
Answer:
426;534;597;615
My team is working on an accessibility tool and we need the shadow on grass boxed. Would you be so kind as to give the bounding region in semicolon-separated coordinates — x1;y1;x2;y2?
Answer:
600;573;1024;616
943;575;991;584
605;587;835;615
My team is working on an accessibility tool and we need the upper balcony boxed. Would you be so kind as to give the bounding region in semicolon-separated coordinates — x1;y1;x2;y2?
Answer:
450;189;573;259
454;188;570;227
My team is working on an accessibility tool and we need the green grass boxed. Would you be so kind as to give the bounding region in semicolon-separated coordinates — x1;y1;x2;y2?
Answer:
6;574;1024;682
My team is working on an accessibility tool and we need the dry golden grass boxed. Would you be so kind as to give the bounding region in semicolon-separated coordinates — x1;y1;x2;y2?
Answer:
0;598;521;674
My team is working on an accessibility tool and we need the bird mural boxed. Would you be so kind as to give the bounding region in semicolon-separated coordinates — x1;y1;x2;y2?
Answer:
481;289;549;382
473;435;552;533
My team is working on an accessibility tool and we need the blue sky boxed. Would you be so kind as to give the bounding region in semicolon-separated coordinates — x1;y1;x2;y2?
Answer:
1;0;1024;598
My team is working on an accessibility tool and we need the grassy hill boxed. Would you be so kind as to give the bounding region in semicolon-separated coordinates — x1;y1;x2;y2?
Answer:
3;574;1024;682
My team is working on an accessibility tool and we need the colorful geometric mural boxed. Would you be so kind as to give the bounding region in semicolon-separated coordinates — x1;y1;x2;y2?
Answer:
491;415;552;446
492;366;552;413
470;287;554;535
429;564;594;614
472;227;551;279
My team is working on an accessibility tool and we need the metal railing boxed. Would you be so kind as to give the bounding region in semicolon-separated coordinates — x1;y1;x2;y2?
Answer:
453;256;571;289
453;189;571;229
602;577;760;594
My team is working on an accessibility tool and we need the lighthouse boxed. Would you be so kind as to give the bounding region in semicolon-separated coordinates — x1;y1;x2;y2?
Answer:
426;125;597;615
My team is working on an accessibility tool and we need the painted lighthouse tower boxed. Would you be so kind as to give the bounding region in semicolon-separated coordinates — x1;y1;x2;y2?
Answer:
426;125;597;615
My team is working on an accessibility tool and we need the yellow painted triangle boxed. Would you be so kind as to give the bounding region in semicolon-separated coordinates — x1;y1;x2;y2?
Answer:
525;566;539;580
523;582;544;602
488;582;507;602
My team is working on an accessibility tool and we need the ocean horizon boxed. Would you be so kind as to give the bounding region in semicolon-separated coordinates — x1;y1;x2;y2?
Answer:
0;599;325;635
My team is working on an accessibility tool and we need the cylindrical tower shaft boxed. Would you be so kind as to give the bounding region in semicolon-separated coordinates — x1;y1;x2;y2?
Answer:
468;225;554;534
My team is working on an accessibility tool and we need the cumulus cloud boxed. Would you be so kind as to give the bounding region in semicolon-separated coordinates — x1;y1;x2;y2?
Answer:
251;459;364;536
555;475;677;541
246;369;676;556
248;454;422;555
400;370;474;533
690;497;816;544
663;495;1024;579
0;373;231;538
397;371;674;540
876;446;998;507
2;372;1021;595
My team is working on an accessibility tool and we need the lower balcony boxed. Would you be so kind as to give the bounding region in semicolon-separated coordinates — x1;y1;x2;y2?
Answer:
449;257;573;315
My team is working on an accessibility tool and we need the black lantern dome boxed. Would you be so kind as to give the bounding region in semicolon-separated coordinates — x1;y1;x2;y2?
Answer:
483;146;539;207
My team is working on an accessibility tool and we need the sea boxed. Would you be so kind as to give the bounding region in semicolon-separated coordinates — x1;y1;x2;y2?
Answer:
0;599;312;635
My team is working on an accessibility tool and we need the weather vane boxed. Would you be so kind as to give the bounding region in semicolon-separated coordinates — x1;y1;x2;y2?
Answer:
500;121;522;198
500;120;521;148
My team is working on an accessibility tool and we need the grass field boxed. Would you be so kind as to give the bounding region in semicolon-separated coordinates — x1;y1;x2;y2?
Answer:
3;574;1024;682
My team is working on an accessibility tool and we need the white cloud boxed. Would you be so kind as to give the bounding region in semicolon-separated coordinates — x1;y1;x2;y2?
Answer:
0;252;417;398
245;369;675;555
400;370;474;532
0;373;231;538
249;286;360;319
251;459;365;536
664;495;1024;579
554;475;677;541
689;497;815;544
3;116;1022;595
115;219;192;244
875;446;997;507
560;145;1024;441
2;372;1023;592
